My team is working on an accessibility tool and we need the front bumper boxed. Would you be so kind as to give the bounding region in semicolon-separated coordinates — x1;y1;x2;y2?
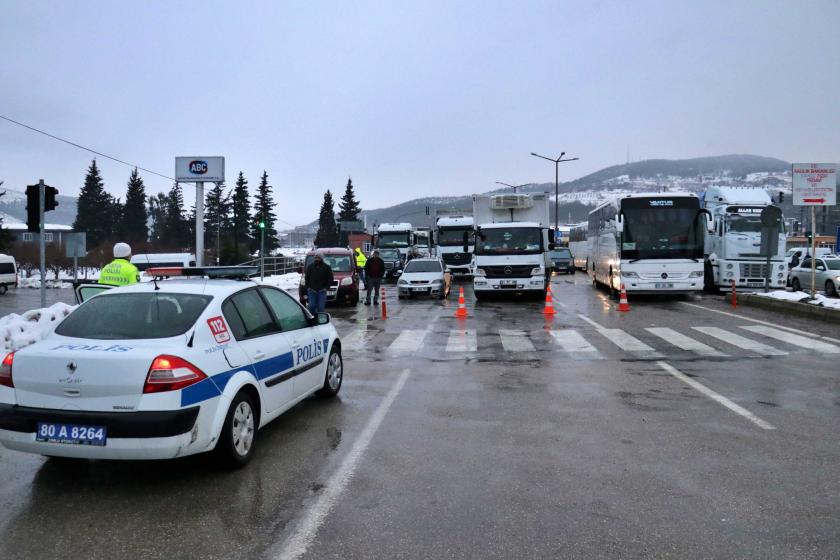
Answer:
0;404;205;460
474;276;545;292
622;279;702;293
398;284;444;296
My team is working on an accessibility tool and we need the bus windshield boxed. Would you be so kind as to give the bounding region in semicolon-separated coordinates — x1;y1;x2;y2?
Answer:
620;198;704;260
437;228;475;246
475;227;542;255
378;232;410;248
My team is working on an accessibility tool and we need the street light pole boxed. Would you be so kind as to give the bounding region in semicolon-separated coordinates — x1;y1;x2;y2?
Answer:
495;181;528;193
530;151;579;232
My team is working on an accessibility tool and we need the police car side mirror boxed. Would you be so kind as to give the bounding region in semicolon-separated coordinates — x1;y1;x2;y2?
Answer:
316;312;330;325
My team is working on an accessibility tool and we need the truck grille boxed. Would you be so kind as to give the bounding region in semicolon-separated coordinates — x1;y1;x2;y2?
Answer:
442;253;471;265
740;263;768;279
482;265;535;278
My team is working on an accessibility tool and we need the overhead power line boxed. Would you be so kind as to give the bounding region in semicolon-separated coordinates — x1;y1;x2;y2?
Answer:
0;113;174;181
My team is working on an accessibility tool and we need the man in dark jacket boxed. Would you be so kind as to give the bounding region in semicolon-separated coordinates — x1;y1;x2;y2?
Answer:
364;250;386;305
305;252;334;314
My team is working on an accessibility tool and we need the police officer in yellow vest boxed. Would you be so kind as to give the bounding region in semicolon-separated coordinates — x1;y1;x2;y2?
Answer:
354;247;367;286
99;243;140;286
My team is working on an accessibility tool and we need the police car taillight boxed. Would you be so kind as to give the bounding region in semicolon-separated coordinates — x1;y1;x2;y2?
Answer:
143;355;206;393
0;352;13;388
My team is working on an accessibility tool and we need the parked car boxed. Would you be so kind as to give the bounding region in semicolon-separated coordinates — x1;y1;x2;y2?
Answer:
397;258;445;299
0;254;17;295
298;248;360;306
378;248;404;282
549;248;575;275
788;255;840;297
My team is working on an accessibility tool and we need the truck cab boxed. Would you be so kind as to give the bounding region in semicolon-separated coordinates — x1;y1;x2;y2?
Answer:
434;216;475;276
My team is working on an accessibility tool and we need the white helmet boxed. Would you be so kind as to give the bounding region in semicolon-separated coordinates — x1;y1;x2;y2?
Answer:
113;242;132;259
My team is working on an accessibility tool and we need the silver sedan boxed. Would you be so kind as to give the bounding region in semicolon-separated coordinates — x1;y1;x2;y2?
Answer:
789;256;840;297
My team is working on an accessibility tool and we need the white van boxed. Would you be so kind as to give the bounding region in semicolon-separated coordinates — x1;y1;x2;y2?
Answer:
0;254;17;294
130;253;196;275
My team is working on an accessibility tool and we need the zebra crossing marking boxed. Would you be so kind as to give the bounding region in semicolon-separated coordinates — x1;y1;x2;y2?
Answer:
691;326;787;356
387;329;429;354
740;326;840;354
499;329;536;352
446;329;478;352
646;327;727;357
549;329;604;360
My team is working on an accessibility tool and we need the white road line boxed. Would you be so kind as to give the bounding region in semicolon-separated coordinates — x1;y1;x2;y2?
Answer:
340;328;376;349
646;327;728;357
577;314;606;330
272;368;411;560
741;325;840;354
499;329;536;352
446;329;477;352
599;329;664;358
692;327;788;356
386;329;428;354
657;361;776;430
550;329;604;360
679;301;840;344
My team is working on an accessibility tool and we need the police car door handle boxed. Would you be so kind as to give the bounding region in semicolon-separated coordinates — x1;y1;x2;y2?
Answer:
254;351;266;360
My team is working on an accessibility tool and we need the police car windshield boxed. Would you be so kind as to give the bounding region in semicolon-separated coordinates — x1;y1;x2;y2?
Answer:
56;293;213;339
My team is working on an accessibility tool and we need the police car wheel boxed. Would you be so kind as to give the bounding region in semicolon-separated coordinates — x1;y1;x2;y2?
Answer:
216;391;257;467
317;347;343;398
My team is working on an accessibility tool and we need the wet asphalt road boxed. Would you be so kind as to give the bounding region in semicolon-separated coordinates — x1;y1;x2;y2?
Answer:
1;275;839;559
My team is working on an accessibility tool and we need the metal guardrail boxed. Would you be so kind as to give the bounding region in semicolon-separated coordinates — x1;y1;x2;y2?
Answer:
239;256;304;278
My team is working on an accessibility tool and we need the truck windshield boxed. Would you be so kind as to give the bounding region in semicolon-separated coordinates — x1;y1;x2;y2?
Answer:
438;228;475;246
55;293;213;340
378;232;410;247
726;215;762;233
476;227;542;255
378;249;401;261
620;198;704;260
305;255;352;272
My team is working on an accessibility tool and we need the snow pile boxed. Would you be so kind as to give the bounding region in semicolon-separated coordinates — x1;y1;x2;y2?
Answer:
0;302;77;352
259;273;302;292
18;277;72;289
753;290;840;311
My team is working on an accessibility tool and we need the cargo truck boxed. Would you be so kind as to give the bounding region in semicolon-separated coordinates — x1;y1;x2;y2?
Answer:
375;223;413;261
434;215;474;276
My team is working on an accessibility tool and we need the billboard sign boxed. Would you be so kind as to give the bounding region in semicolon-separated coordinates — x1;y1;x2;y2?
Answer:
175;157;225;182
792;163;836;206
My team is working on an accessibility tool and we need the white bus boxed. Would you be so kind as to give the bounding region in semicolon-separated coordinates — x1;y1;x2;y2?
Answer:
567;222;589;270
588;192;711;295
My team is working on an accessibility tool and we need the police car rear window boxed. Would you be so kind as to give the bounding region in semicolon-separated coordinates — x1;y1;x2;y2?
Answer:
55;293;213;339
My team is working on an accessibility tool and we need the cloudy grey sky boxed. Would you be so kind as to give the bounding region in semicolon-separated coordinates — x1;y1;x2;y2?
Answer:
1;0;838;226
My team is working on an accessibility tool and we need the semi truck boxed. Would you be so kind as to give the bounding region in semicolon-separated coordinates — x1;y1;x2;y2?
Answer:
471;193;553;299
700;186;787;292
412;227;432;257
375;223;413;260
434;215;475;275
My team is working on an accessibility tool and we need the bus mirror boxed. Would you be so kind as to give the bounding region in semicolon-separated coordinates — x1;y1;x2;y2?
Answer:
706;214;714;233
462;231;469;253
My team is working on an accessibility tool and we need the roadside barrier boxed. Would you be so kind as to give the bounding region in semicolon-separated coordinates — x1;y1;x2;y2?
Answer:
617;284;630;312
455;287;469;318
731;280;737;309
381;286;388;319
542;285;556;315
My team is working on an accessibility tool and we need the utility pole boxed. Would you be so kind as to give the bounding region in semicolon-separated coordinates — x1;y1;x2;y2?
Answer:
495;181;528;193
39;179;46;308
530;151;579;232
259;219;266;280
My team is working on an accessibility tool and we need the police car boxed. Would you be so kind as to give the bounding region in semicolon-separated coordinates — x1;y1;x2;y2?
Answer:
0;267;343;467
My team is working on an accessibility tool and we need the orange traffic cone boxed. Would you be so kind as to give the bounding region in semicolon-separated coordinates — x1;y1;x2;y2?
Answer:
454;286;469;318
380;287;388;319
542;285;556;315
617;284;630;312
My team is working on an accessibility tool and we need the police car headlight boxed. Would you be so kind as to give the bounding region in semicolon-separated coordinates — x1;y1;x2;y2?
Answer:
726;263;734;270
689;271;703;278
340;277;353;286
835;276;840;282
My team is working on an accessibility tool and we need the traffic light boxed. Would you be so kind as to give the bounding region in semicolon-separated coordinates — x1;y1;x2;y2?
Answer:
44;186;59;211
778;191;784;203
26;184;39;233
805;230;812;243
258;219;265;230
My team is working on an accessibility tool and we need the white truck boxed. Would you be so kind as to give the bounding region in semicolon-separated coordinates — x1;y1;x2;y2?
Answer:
412;227;432;257
375;223;413;260
472;193;553;299
700;186;787;291
434;215;474;275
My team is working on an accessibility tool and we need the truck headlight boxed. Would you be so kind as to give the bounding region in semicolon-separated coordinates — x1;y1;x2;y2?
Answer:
726;271;734;278
777;273;784;279
530;267;542;276
474;268;486;277
340;277;353;286
689;271;703;278
778;264;785;270
623;271;639;278
726;263;734;270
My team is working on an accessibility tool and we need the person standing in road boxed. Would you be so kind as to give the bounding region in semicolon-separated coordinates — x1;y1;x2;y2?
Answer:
364;250;385;305
354;247;367;287
98;242;140;286
305;252;334;314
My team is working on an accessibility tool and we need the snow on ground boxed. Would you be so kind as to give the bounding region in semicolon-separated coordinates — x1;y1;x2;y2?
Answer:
754;290;840;310
259;272;302;292
0;302;76;352
18;277;72;289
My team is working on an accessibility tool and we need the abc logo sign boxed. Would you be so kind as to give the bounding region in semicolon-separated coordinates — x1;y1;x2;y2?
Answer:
189;160;208;174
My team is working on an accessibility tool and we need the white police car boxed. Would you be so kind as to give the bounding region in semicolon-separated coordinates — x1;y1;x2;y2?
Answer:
0;267;343;467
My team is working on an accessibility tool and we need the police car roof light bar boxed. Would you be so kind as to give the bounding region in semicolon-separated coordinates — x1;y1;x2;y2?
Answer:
145;266;260;280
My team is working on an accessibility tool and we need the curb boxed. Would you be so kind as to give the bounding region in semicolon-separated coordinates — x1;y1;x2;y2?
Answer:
739;293;840;325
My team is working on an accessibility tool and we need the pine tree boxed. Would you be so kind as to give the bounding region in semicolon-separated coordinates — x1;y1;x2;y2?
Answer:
122;168;148;244
163;183;190;248
204;182;231;262
147;192;168;245
314;189;339;247
73;159;113;248
251;171;278;252
0;184;11;252
338;177;361;222
231;172;252;260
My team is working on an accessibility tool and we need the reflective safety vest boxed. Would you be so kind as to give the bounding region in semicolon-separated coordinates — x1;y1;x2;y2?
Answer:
355;250;367;268
98;258;140;286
